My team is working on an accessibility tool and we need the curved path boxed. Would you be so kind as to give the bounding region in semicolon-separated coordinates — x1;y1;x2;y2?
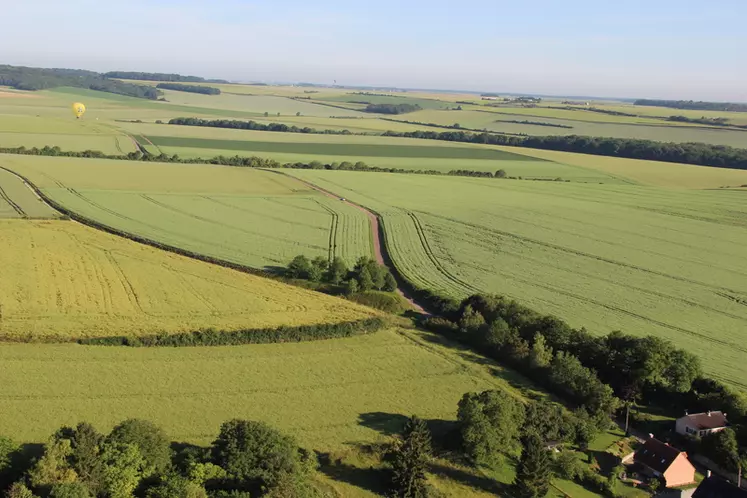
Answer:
272;171;428;315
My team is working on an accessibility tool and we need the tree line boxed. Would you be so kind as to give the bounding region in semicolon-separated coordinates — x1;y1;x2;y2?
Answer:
0;65;161;100
503;120;574;129
635;99;747;112
156;84;220;95
418;293;747;433
286;255;397;294
668;115;747;129
364;103;422;114
104;71;228;83
0;418;324;497
167;118;353;135
381;129;747;170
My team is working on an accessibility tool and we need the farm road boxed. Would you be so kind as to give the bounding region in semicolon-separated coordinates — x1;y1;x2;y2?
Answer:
271;171;428;315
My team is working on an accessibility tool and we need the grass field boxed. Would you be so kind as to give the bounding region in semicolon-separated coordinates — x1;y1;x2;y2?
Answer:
1;155;374;268
0;219;377;341
285;169;747;389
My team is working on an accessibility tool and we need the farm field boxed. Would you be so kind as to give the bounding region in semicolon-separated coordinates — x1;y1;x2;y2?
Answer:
1;155;375;268
0;219;377;340
285;169;747;389
0;167;58;218
393;108;747;147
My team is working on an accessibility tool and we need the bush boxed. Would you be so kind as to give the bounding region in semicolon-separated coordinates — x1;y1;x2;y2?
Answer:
347;291;409;314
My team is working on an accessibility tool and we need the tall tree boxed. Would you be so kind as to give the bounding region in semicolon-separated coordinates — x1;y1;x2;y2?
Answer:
529;334;553;369
326;257;348;284
514;433;552;498
390;416;432;498
107;419;171;476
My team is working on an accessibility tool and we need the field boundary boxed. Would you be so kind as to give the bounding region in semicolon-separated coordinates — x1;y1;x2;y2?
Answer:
76;317;387;347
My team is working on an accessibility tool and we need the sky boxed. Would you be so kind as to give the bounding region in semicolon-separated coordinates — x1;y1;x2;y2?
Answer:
1;0;745;101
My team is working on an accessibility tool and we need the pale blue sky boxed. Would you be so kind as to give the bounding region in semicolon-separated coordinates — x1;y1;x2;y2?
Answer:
2;0;745;100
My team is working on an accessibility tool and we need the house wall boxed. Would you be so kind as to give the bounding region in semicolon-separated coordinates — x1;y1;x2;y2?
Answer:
675;419;727;437
663;455;696;488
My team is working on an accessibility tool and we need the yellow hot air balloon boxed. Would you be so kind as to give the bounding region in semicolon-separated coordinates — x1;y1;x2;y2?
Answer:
72;102;86;119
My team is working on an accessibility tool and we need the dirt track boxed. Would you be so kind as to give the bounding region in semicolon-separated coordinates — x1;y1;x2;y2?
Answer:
281;173;427;314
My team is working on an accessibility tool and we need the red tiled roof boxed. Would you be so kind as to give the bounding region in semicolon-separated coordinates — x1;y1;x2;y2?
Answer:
681;412;728;430
635;438;684;474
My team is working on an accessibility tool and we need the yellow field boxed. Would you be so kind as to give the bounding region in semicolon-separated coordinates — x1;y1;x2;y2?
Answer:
0;219;376;341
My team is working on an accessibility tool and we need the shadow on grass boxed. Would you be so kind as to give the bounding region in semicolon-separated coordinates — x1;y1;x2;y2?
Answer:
358;412;462;452
316;450;390;495
428;461;508;495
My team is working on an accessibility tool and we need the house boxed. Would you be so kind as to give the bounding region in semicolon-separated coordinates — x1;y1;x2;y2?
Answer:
676;411;729;438
692;475;747;498
634;437;696;488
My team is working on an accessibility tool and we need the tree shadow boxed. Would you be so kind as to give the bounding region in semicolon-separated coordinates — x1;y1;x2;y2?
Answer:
262;265;287;276
0;443;44;489
357;412;461;453
590;450;621;476
316;450;390;495
428;461;508;495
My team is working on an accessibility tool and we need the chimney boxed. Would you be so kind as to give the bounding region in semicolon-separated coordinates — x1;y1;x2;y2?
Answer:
708;411;712;416
648;433;654;439
707;470;712;478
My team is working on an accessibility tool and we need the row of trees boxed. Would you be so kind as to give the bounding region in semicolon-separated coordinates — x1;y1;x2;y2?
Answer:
422;293;747;428
0;65;161;99
381;129;747;170
0;418;320;498
104;72;227;83
167;118;352;135
667;115;747;129
504;120;574;129
155;84;220;95
364;104;422;114
635;99;747;112
286;255;397;294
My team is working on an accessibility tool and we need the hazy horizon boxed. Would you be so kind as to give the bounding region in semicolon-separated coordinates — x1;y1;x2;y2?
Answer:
3;0;745;102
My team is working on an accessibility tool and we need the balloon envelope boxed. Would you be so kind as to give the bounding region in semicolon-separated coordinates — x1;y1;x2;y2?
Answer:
72;103;86;119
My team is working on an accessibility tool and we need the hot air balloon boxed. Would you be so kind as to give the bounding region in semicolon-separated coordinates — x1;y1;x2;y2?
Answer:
72;103;86;119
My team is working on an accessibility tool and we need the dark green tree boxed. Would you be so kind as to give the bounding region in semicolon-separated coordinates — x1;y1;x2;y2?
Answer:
457;390;525;464
107;419;171;476
6;482;37;498
327;257;348;284
64;423;105;495
357;267;374;291
514;432;552;498
286;255;312;279
702;428;741;472
211;420;304;493
390;416;432;498
345;278;359;295
145;474;207;498
383;273;398;292
308;256;328;282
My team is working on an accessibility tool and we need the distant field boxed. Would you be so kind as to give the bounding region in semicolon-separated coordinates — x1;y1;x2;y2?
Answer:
286;169;747;389
2;155;374;268
0;168;58;218
0;219;376;341
0;328;510;447
395;109;747;147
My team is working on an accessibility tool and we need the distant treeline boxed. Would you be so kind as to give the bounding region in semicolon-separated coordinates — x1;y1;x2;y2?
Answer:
668;115;747;130
168;117;353;135
635;99;747;112
0;64;161;99
156;83;221;95
547;106;639;118
365;103;422;114
502;119;573;129
104;71;228;83
381;130;747;170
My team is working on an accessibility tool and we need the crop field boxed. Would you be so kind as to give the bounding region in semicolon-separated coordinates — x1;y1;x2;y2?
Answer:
2;155;374;268
286;169;747;388
0;168;58;218
316;93;454;110
0;219;376;341
394;109;747;147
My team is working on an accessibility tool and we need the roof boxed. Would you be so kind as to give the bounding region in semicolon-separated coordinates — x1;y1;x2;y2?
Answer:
634;438;686;473
692;476;747;498
680;412;728;430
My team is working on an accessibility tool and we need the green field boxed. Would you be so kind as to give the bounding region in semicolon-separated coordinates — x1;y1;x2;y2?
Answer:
2;155;374;269
0;167;58;218
285;169;747;389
